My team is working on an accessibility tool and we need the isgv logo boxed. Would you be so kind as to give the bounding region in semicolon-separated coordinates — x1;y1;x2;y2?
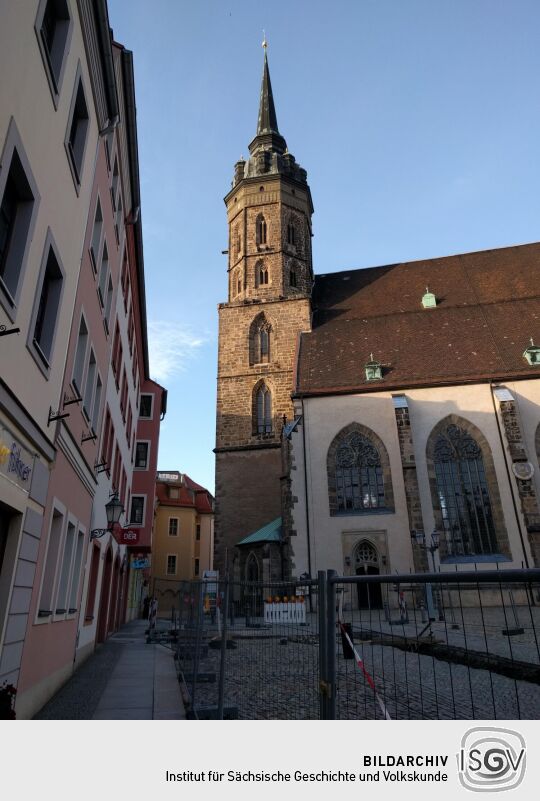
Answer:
457;727;526;792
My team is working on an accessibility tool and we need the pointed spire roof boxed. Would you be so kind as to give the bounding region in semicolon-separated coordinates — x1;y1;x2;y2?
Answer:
257;47;280;136
249;40;287;156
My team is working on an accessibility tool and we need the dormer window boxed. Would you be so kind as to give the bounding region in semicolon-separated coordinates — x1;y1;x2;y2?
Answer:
365;354;383;381
422;287;437;309
523;338;540;365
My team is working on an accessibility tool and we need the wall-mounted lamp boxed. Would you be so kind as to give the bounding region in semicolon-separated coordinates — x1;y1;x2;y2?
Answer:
90;492;124;540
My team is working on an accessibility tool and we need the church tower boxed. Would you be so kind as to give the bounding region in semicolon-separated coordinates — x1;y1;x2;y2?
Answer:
214;44;313;576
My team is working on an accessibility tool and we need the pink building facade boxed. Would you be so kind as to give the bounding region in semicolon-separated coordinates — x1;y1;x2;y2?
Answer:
0;3;166;719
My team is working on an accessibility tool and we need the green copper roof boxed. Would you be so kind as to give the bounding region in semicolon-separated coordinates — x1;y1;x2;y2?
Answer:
237;517;282;546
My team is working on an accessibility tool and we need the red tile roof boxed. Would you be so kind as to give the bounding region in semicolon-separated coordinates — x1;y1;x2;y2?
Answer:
296;242;540;395
155;474;214;514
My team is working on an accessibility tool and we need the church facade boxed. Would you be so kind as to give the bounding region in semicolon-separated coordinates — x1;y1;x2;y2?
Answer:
214;50;540;585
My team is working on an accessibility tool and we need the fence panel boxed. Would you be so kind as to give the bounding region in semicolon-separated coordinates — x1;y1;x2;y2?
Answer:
175;578;320;719
330;570;540;720
151;569;540;720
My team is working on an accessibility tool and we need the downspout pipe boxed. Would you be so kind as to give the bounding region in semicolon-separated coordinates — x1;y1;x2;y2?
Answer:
94;0;119;132
489;381;530;568
121;49;150;380
301;398;313;585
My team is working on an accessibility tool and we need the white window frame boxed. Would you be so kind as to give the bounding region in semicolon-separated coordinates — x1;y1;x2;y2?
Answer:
134;440;150;470
166;553;177;576
168;517;179;537
129;494;146;527
36;498;66;623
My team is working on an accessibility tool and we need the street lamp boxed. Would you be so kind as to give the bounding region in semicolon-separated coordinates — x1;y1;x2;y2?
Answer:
411;529;440;571
411;529;443;622
90;491;124;540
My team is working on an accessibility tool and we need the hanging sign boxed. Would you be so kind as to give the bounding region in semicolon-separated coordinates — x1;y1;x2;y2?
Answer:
111;523;141;545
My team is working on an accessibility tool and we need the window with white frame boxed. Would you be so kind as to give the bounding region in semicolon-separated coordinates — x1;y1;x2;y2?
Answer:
38;507;64;617
104;274;113;333
55;519;76;614
129;495;145;526
97;240;109;306
35;0;72;103
89;197;102;272
0;125;40;315
30;233;64;369
65;69;89;186
72;315;88;394
135;441;149;470
91;373;102;433
168;518;179;537
83;348;96;419
67;527;85;613
166;554;177;575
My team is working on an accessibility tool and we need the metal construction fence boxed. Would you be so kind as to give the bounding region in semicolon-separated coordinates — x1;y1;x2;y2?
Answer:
150;569;540;720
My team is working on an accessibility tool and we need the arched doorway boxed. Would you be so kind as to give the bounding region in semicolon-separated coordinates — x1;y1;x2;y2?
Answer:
353;541;382;609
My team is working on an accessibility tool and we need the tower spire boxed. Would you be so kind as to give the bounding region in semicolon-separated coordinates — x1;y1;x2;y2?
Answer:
249;38;287;156
257;36;280;136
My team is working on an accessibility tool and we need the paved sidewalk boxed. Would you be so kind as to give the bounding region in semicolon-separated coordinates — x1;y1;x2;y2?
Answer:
36;619;185;720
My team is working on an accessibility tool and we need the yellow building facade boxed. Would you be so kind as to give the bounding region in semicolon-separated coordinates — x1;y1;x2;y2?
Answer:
151;472;214;611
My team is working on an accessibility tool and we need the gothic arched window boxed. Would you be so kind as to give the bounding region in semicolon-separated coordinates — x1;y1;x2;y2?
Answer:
255;383;272;434
287;221;296;246
256;260;268;286
334;431;385;511
327;424;394;516
256;214;267;245
236;271;242;296
259;326;270;363
289;267;297;287
249;313;272;365
433;423;497;556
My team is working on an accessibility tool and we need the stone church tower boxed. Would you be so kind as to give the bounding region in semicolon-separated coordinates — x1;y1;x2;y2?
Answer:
214;46;313;575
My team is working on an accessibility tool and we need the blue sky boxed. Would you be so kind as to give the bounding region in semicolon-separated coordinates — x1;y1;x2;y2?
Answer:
108;0;540;493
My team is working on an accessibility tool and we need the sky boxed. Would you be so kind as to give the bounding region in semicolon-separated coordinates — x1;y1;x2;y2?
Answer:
107;0;540;494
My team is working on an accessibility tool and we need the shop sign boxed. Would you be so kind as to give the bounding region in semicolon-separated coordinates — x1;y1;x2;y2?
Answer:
0;424;34;492
113;526;141;545
132;558;150;569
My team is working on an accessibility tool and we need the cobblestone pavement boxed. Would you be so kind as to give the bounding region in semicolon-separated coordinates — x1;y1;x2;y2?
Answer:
178;611;540;720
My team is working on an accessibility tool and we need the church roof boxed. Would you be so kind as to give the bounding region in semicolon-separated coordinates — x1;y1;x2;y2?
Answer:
237;517;282;546
295;241;540;395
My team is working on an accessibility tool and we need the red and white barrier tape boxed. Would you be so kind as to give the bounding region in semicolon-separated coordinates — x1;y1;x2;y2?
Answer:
338;620;392;720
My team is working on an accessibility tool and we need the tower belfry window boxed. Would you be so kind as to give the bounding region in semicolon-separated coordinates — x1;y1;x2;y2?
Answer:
256;214;267;245
256;385;272;434
290;267;297;287
259;326;270;363
287;221;296;246
256;260;268;286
